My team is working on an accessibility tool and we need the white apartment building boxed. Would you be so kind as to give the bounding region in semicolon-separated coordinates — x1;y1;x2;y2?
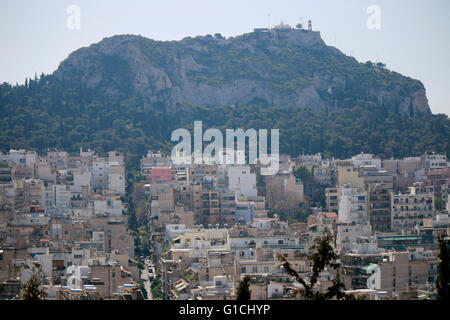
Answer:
92;160;109;189
92;198;124;217
227;165;257;197
91;160;125;195
299;153;323;167
422;152;448;169
52;184;72;209
338;187;368;224
336;223;372;253
1;149;37;168
350;153;382;170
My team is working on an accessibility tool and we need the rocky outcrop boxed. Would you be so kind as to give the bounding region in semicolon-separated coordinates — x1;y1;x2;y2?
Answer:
54;29;430;115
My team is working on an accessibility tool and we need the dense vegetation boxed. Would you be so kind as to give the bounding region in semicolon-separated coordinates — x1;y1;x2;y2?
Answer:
1;31;449;168
187;104;449;159
0;75;169;169
0;74;448;171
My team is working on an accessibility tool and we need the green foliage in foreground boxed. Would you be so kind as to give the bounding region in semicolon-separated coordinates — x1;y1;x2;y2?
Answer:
436;232;450;301
21;267;47;300
278;230;354;300
236;276;252;301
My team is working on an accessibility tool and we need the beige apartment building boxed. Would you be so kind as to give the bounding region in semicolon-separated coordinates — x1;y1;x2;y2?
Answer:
325;187;339;212
391;187;435;233
373;251;437;294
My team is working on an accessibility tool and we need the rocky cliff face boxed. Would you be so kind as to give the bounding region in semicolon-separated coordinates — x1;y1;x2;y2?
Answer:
54;29;430;115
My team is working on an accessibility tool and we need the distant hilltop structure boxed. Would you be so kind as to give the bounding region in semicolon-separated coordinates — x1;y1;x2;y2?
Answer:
254;19;312;33
274;21;291;30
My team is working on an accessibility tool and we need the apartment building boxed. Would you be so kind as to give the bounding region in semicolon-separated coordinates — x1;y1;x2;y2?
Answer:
338;186;368;224
227;165;257;198
324;187;338;212
391;186;435;232
368;185;392;233
366;250;438;295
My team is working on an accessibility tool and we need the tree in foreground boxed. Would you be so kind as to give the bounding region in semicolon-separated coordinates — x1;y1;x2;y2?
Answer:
278;229;353;300
436;232;449;301
236;275;251;301
21;267;47;300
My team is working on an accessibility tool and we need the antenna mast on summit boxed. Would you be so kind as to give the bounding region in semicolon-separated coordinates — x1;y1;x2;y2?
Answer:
268;13;271;29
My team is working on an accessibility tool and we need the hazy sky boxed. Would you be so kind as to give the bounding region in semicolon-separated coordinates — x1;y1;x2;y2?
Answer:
0;0;449;115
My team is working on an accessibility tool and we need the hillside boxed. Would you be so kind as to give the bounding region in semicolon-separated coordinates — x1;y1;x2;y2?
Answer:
54;29;429;115
0;28;448;166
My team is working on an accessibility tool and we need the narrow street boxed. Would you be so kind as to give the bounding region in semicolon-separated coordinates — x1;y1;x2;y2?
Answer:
141;268;153;300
